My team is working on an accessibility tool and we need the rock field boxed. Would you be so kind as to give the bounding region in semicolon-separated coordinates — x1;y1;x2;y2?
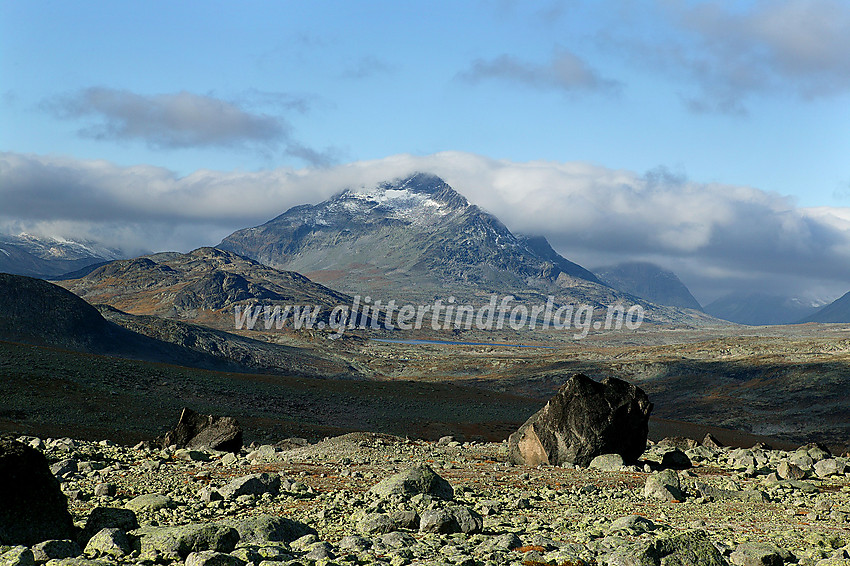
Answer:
3;432;850;566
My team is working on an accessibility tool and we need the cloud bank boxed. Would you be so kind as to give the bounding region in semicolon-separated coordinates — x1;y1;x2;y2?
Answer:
2;150;849;303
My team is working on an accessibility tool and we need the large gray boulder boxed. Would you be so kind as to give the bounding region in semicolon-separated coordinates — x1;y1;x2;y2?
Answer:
0;439;76;545
368;464;454;500
134;524;239;562
155;408;242;453
223;514;315;543
508;373;652;467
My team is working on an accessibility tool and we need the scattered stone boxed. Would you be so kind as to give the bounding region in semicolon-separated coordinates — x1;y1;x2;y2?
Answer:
155;407;242;453
814;458;845;478
703;433;724;449
83;528;132;558
419;506;483;534
0;546;35;566
645;469;685;501
661;448;693;470
217;473;280;500
184;551;246;566
610;514;656;534
80;508;139;545
124;493;174;512
134;523;239;562
777;460;806;480
31;540;82;562
357;513;396;535
224;514;315;543
368;464;454;500
696;482;768;504
0;439;76;545
730;542;787;566
589;453;625;471
508;373;652;467
50;459;79;477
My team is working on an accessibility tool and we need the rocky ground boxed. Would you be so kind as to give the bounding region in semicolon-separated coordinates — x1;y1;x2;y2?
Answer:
4;432;850;566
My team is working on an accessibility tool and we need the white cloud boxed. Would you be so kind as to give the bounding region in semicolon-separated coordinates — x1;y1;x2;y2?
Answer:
621;0;850;113
42;88;337;165
459;48;622;94
2;150;849;302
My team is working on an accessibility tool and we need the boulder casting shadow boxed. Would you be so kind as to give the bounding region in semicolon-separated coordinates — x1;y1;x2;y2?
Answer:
508;373;652;467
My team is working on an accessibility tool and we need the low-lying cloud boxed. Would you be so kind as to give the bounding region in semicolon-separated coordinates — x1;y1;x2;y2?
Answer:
2;150;849;303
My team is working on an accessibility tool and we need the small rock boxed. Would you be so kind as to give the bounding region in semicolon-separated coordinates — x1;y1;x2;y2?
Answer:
589;453;625;471
218;473;280;500
730;542;787;566
0;546;35;566
357;513;396;535
184;550;246;566
644;469;685;501
419;506;483;534
32;540;81;562
83;528;132;558
124;493;174;512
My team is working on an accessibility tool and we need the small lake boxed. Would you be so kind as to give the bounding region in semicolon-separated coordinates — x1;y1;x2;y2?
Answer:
371;338;557;349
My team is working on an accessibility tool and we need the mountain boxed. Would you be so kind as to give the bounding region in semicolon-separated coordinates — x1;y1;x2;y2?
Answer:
705;292;821;326
799;290;850;323
593;262;703;311
516;235;602;285
217;173;714;327
57;247;353;330
0;233;122;279
219;173;594;299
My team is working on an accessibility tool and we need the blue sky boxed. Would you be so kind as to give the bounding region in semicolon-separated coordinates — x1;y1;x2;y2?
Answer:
2;1;850;303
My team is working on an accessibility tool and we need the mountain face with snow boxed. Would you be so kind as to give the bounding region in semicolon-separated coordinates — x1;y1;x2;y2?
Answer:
0;233;122;279
594;262;703;311
798;290;850;324
219;173;601;299
219;173;715;325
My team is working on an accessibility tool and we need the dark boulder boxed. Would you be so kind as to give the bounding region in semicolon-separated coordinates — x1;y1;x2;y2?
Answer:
155;408;242;453
0;439;76;545
508;373;652;467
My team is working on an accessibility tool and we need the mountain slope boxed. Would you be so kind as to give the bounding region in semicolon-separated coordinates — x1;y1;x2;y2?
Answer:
0;233;121;279
58;247;352;329
705;292;821;326
0;273;352;377
594;262;703;311
799;290;850;323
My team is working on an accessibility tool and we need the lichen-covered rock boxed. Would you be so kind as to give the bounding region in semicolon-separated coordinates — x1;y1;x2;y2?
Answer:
83;528;132;559
645;469;685;501
508;373;652;467
223;514;315;543
134;524;239;562
368;464;454;500
80;508;138;546
419;506;483;534
218;473;280;500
